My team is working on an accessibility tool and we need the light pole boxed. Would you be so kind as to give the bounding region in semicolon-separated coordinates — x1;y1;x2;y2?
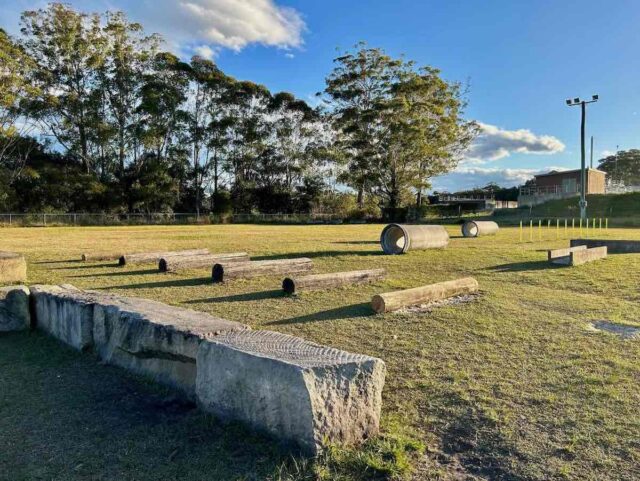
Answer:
566;95;598;220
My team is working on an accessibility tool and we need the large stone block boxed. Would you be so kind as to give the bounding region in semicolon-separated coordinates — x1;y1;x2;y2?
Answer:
30;285;95;350
0;285;31;331
570;238;640;254
196;330;386;454
92;294;249;396
0;251;27;284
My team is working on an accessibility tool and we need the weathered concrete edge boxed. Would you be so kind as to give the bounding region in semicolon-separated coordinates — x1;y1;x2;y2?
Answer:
0;285;31;331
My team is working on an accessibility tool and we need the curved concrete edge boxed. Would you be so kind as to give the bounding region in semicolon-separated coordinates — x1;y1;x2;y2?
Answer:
0;285;31;332
196;330;386;455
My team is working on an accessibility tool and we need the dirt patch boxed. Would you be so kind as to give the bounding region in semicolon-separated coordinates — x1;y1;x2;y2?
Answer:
396;293;481;315
587;321;640;340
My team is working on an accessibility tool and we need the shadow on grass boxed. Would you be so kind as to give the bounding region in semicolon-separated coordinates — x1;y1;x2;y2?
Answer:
52;263;119;270
100;277;211;290
253;250;382;261
486;260;557;272
185;289;284;304
266;302;373;325
34;259;82;265
0;331;294;480
70;268;158;278
331;241;379;245
434;390;529;481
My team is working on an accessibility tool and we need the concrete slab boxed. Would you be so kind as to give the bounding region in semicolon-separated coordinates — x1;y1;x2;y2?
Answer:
570;238;640;254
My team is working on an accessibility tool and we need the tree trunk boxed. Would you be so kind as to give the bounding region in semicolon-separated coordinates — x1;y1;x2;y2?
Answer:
159;252;249;273
283;268;386;295
371;277;478;313
213;258;312;283
119;249;210;266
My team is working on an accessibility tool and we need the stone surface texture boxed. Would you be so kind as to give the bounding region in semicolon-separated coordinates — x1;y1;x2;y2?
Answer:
196;330;386;454
0;285;31;331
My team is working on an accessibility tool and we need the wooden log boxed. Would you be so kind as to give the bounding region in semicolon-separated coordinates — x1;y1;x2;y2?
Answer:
119;249;209;266
159;252;250;273
213;258;312;283
371;277;478;314
283;268;387;295
81;253;122;262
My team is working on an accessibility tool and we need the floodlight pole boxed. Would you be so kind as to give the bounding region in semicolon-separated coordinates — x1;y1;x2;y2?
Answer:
580;100;586;220
566;95;598;221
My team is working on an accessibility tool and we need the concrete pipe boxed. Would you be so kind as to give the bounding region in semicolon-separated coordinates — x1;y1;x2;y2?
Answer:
380;224;449;255
461;220;499;238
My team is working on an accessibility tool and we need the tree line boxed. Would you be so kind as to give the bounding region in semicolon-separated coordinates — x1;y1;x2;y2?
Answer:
0;3;476;218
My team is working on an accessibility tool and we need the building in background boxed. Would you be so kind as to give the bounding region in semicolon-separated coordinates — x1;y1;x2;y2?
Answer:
518;169;606;207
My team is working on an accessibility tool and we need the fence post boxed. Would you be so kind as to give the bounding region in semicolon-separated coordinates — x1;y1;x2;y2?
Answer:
519;220;523;242
43;213;46;227
9;214;11;226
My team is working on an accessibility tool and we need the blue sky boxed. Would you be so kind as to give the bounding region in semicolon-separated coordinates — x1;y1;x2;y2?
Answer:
3;0;639;191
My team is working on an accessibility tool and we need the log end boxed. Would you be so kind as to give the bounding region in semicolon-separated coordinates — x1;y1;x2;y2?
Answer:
371;295;386;314
282;278;296;295
118;256;126;266
158;258;168;272
212;264;224;283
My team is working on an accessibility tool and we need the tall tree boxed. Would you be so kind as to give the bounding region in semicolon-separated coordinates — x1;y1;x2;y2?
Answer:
323;44;476;210
20;3;108;172
598;149;640;186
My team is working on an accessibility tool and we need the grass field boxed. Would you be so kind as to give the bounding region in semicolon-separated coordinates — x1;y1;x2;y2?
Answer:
1;223;639;481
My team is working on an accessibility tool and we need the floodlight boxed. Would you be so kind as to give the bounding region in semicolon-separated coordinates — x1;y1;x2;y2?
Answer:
566;99;572;105
573;97;580;103
592;94;599;101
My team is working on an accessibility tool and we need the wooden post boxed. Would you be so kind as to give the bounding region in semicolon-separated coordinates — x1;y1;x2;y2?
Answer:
213;258;313;283
283;269;386;295
371;277;479;314
159;252;249;273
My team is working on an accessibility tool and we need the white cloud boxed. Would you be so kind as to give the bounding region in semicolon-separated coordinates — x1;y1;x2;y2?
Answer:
600;150;616;158
432;166;568;192
193;44;217;59
147;0;306;53
465;122;565;164
285;52;295;59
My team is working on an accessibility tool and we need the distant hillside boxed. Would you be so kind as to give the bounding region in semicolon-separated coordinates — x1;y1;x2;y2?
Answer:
525;192;640;219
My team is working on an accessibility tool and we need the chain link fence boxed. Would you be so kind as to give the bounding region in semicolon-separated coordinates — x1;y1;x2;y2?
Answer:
0;212;343;227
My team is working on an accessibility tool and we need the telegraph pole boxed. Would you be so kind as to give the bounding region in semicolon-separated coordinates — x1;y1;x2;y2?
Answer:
566;95;598;220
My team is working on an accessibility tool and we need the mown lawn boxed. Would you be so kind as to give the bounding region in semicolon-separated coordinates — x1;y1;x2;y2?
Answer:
1;223;639;481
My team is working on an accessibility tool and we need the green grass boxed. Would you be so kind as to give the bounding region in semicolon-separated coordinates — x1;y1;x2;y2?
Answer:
1;224;639;480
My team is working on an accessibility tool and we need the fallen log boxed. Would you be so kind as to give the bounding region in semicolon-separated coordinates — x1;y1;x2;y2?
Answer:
159;252;250;273
380;224;449;254
119;249;209;266
283;268;387;295
461;220;499;237
81;253;122;262
371;277;478;313
213;258;312;283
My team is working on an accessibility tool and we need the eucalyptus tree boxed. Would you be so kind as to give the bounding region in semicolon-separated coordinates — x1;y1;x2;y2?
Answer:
20;3;108;172
324;44;476;210
0;28;37;182
100;11;160;176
